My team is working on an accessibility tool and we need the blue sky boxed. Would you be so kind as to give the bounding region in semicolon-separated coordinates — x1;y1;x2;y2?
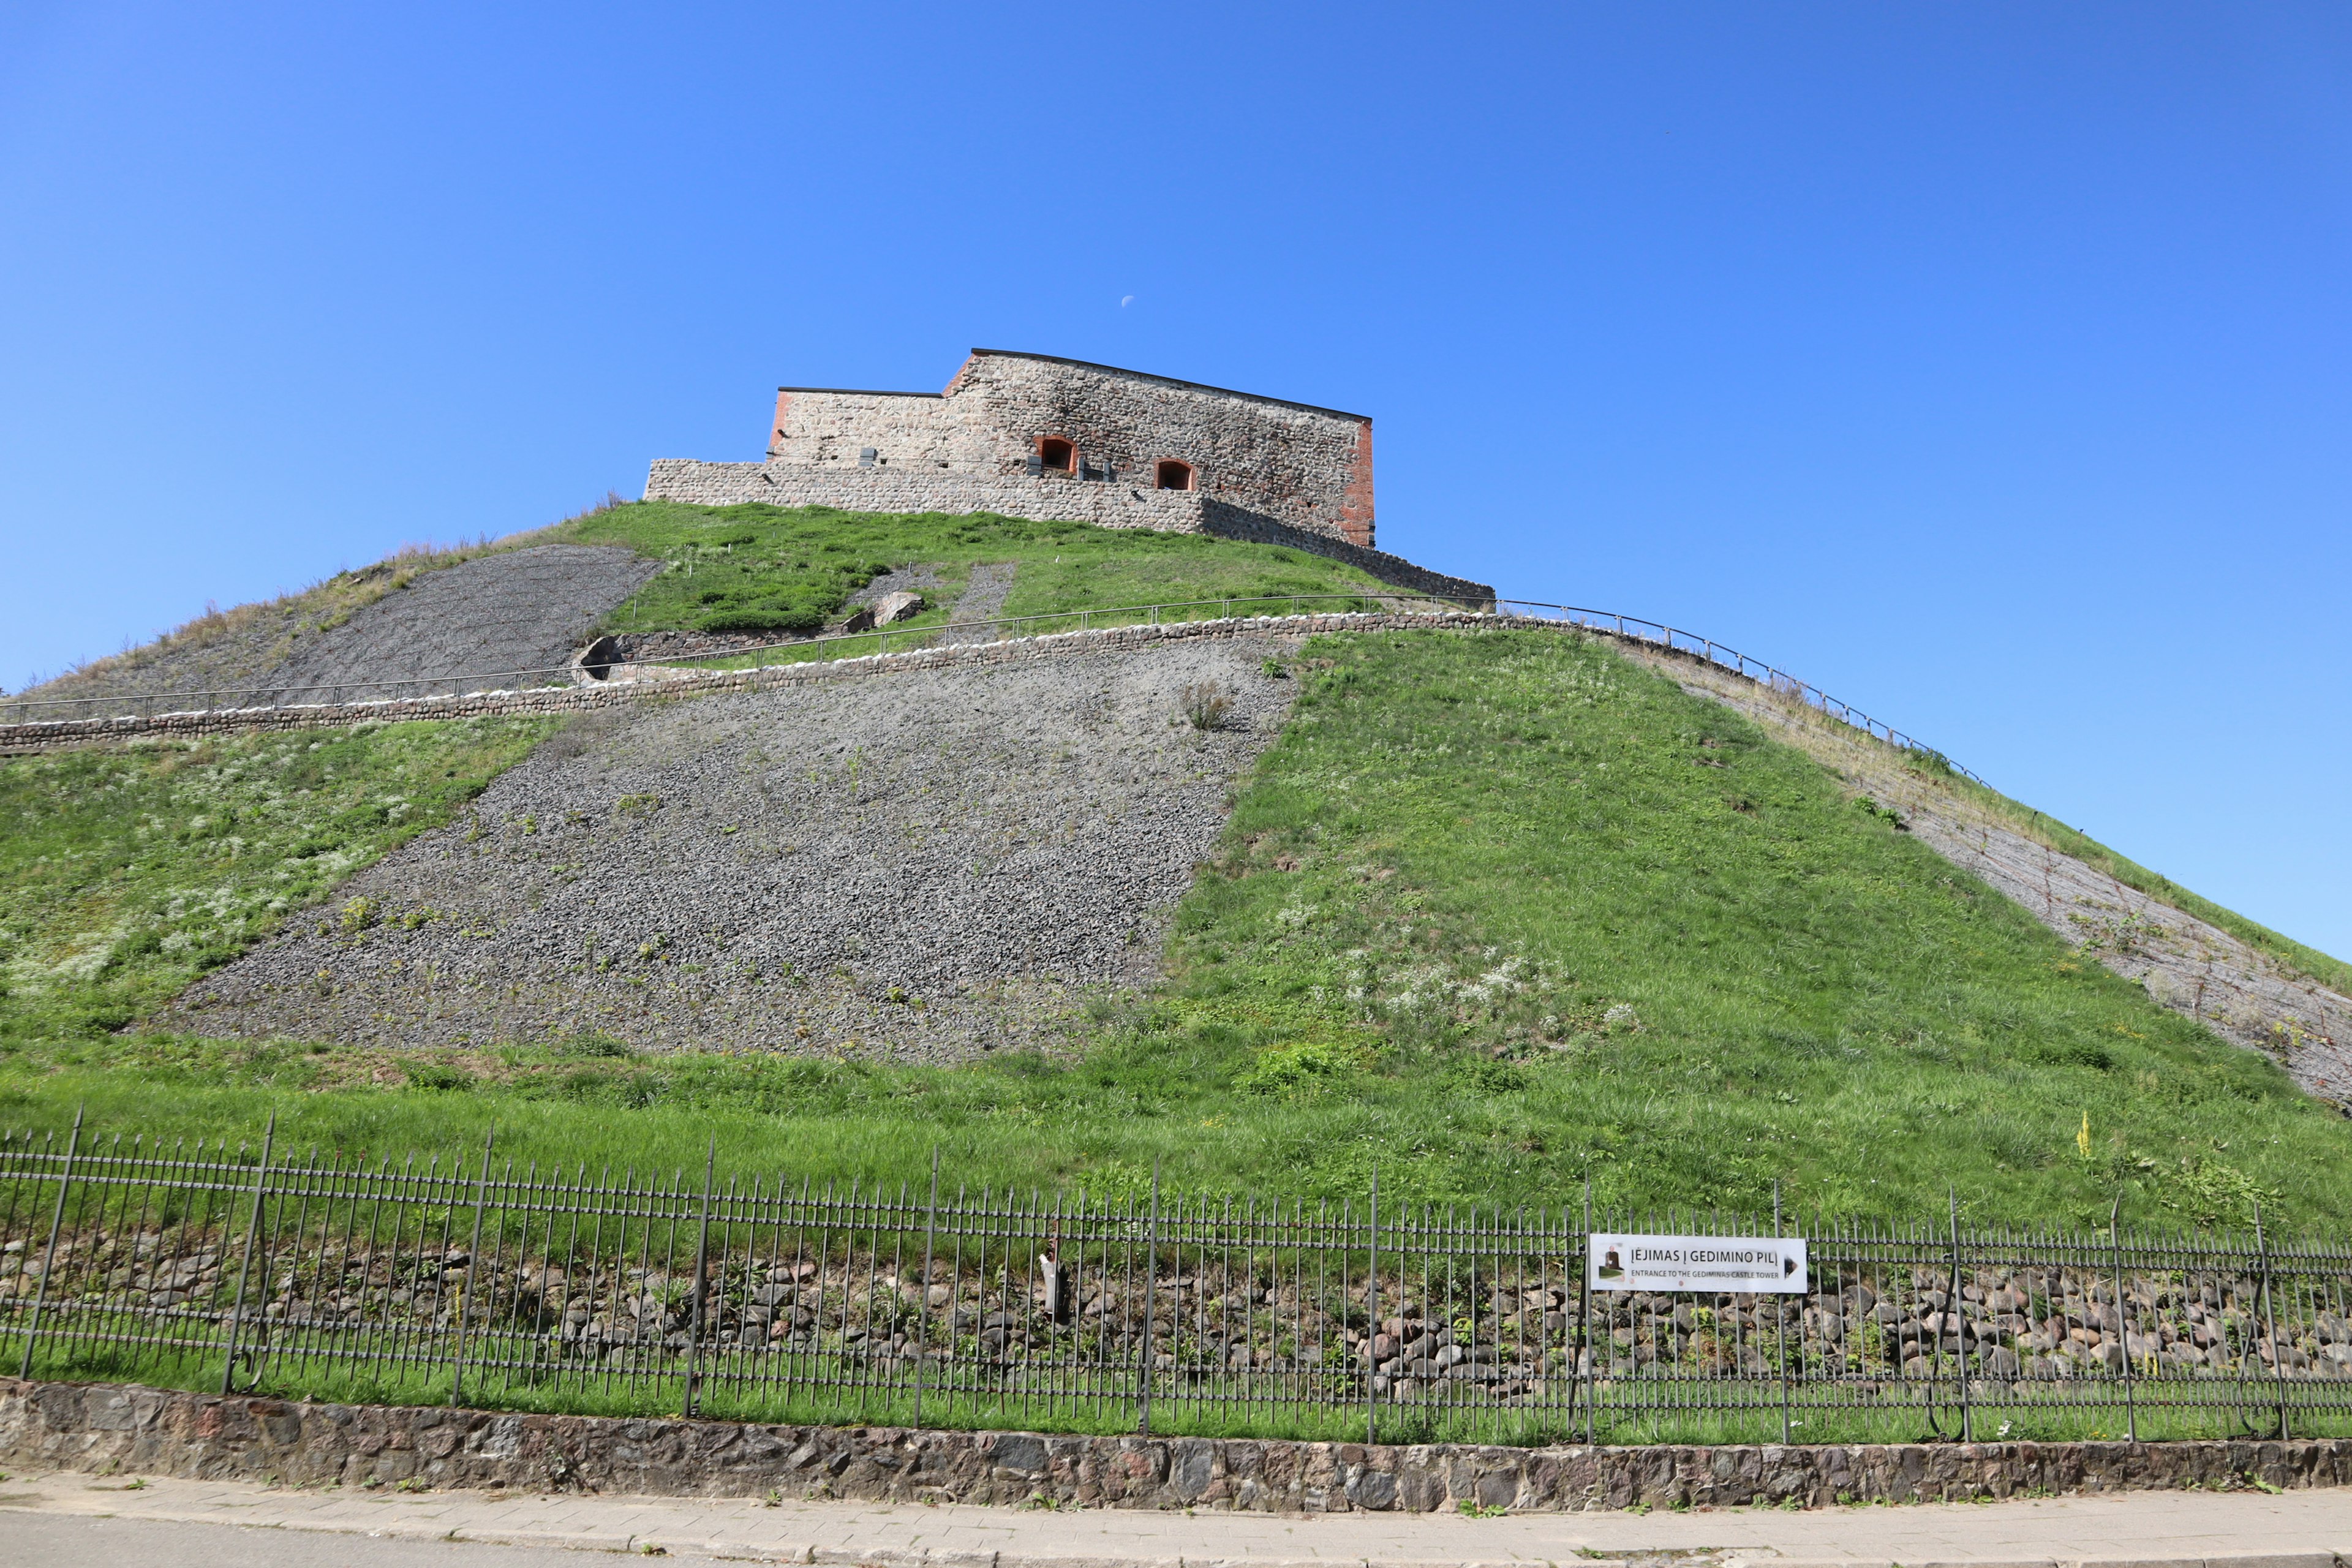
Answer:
2;2;2346;959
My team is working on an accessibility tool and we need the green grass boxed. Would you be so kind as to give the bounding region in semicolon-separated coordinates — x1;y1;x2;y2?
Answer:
4;631;2348;1237
552;499;1404;643
0;717;558;1044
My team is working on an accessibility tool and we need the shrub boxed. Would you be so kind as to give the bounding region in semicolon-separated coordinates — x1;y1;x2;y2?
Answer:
1237;1038;1368;1097
1179;682;1236;731
700;604;826;635
559;1031;630;1059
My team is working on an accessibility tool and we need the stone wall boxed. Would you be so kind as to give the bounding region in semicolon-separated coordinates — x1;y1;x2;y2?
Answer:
638;464;1491;604
0;611;1509;754
679;349;1373;543
764;388;970;473
1;1378;2342;1510
644;459;1211;533
937;351;1375;546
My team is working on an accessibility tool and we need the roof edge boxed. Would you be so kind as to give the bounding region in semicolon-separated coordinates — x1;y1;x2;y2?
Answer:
963;349;1370;423
775;386;945;398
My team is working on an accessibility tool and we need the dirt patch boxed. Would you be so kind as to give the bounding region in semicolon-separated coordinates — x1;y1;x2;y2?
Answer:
156;634;1298;1060
1640;645;2352;1107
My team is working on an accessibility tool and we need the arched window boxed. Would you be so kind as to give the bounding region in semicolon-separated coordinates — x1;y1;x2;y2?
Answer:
1038;437;1075;474
1155;459;1194;491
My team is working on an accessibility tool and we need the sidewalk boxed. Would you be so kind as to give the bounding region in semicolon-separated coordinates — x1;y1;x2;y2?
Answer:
3;1468;2351;1567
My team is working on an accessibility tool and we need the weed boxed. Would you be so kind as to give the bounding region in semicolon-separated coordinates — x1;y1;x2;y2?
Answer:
1179;682;1236;731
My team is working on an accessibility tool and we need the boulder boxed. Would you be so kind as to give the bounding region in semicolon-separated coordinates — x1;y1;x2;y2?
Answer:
872;590;927;625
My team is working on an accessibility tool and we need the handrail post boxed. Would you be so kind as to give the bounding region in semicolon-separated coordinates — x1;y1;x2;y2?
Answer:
219;1110;279;1393
680;1138;717;1417
17;1104;85;1381
448;1126;496;1406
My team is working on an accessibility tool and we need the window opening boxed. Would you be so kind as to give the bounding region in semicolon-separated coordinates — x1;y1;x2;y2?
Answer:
1155;459;1194;491
1039;437;1075;474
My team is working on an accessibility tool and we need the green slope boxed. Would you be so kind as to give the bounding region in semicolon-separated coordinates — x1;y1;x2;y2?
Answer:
553;499;1403;643
4;627;2344;1232
0;719;558;1046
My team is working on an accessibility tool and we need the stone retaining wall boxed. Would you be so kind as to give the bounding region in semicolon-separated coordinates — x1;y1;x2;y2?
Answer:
0;611;1511;754
0;1378;2340;1510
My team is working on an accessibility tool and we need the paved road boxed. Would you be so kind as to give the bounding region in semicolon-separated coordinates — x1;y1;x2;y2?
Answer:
0;1512;600;1567
3;1467;2350;1566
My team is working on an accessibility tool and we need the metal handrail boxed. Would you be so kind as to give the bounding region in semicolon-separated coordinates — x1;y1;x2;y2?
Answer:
0;591;1982;784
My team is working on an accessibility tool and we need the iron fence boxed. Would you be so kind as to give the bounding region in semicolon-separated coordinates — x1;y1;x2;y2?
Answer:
4;1115;2343;1444
0;592;1981;786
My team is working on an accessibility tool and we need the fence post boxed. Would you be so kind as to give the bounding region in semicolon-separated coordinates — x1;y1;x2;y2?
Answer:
448;1126;496;1407
1138;1158;1161;1436
2109;1194;2136;1444
680;1138;717;1417
17;1105;85;1381
1580;1177;1596;1447
1774;1181;1790;1444
912;1146;940;1430
1949;1187;1970;1442
2254;1200;2290;1440
218;1110;278;1394
1365;1166;1378;1446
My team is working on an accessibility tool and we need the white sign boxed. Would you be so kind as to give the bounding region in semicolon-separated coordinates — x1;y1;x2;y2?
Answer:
1588;1232;1808;1294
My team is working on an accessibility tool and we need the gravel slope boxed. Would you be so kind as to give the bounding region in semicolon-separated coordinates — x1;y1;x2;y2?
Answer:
160;635;1298;1060
18;545;658;713
259;545;658;702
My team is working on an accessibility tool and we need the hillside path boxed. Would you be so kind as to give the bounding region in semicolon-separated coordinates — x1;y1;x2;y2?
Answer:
2;1466;2348;1566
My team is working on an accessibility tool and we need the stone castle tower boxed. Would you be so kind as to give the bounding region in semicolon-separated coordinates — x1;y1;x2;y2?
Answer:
644;350;1490;603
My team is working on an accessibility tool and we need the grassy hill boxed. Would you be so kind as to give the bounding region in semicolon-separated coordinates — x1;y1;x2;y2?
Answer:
552;499;1409;646
4;608;2346;1231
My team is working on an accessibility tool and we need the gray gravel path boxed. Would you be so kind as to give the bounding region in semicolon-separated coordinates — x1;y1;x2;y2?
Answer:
18;545;658;713
934;561;1017;643
260;545;658;703
160;635;1299;1060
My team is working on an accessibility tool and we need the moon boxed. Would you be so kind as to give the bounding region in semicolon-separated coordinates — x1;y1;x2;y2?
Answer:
1120;295;1134;307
